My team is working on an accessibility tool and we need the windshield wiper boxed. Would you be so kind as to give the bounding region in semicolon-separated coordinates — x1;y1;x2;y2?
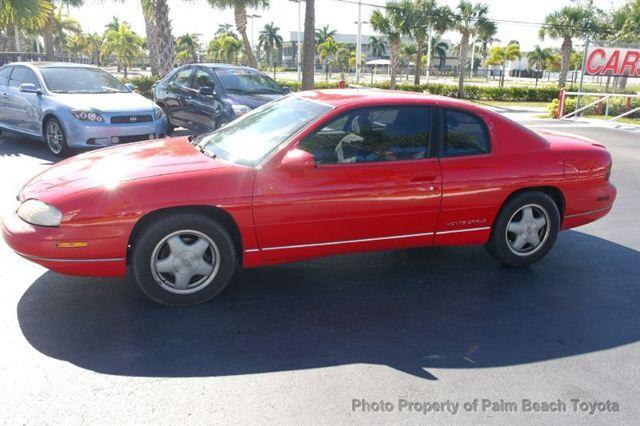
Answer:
195;143;217;159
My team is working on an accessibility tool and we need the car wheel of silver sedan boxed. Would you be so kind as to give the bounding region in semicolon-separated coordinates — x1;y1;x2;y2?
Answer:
486;191;560;267
131;213;237;306
44;117;68;157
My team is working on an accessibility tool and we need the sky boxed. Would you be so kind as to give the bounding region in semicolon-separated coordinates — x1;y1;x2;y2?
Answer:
71;0;622;51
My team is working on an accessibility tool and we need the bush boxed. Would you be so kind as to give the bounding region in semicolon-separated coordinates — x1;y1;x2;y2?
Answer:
121;75;157;99
547;96;640;118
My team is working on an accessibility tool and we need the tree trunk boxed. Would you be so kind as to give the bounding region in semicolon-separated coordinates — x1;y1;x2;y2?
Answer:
457;32;469;98
389;37;400;90
155;0;176;75
43;0;55;60
141;0;160;76
414;38;424;86
501;63;506;87
302;0;315;90
235;5;257;68
558;36;572;88
13;24;21;61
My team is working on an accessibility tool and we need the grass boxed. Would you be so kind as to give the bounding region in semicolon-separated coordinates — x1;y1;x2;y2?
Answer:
584;115;640;125
470;100;550;108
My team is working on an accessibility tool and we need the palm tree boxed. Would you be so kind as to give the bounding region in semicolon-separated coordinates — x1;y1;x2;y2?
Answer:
216;23;235;36
66;32;87;60
454;0;489;98
219;33;243;63
400;43;417;81
430;37;449;68
367;35;387;58
0;0;52;57
527;45;552;87
153;0;177;75
139;1;159;75
475;19;497;80
175;33;201;64
539;2;597;87
317;36;339;82
102;23;144;77
484;43;520;87
52;13;81;54
370;1;408;90
405;0;452;85
206;0;269;68
302;0;315;90
258;22;282;68
315;25;336;45
85;32;103;65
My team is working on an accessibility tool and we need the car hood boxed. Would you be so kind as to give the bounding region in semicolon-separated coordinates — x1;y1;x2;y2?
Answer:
51;92;156;113
225;91;284;110
20;137;235;201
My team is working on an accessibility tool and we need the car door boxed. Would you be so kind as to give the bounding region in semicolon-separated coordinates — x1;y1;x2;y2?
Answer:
184;67;221;131
5;66;42;134
253;104;443;262
164;66;193;128
0;66;13;127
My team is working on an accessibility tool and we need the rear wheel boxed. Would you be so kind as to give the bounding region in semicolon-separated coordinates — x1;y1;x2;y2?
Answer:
44;117;68;156
486;191;560;267
131;213;237;306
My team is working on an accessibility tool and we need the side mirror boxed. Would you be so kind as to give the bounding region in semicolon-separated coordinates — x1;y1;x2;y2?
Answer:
19;83;41;95
280;149;315;171
199;86;215;97
282;86;292;94
125;83;138;91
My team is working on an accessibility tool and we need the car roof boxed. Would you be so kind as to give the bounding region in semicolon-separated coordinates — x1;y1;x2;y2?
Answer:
293;89;476;109
5;62;99;69
191;63;259;72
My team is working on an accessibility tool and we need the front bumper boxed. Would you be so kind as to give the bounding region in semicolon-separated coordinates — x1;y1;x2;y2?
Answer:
1;211;126;277
62;114;168;149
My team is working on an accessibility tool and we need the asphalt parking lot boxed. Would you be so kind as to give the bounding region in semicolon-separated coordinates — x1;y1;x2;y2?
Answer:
0;119;639;424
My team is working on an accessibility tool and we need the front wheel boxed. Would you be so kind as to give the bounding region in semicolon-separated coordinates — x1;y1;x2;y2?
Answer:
486;191;560;267
131;213;237;306
44;117;68;156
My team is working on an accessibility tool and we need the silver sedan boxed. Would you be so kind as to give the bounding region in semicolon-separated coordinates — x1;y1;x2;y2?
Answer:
0;62;167;156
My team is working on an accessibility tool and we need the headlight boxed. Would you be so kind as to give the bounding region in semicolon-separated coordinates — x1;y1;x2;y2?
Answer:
153;104;165;120
71;109;104;122
17;199;62;227
231;104;251;116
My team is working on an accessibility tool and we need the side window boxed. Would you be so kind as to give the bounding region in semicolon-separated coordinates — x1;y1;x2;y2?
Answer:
0;66;13;86
191;69;215;90
172;68;192;88
8;67;39;88
443;109;490;156
298;106;431;164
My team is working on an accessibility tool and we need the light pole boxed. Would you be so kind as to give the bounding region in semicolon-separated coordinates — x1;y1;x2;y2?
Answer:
289;0;304;81
355;0;362;83
248;13;261;53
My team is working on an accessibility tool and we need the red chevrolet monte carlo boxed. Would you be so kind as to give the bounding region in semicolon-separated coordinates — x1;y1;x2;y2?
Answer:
2;90;616;306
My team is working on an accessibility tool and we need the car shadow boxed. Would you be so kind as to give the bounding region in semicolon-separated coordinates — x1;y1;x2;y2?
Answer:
17;230;640;380
0;133;57;163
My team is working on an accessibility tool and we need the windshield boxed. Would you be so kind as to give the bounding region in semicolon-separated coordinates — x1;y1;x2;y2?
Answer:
197;97;332;166
40;67;129;94
215;68;283;94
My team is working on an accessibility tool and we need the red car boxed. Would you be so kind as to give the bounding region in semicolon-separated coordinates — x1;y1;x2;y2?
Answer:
2;90;616;306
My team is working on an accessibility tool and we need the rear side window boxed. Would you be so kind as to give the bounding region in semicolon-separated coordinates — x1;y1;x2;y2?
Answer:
8;67;40;88
0;66;13;86
443;109;490;156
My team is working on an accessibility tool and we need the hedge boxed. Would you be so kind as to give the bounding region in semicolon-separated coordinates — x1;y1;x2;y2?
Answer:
547;96;640;118
276;79;563;102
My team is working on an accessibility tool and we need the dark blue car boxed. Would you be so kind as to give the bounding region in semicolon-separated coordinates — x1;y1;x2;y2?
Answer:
152;64;289;133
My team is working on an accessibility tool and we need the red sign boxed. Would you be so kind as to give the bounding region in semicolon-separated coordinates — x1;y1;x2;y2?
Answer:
585;46;640;77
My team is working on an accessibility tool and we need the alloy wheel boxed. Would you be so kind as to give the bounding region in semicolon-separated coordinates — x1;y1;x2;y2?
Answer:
505;204;550;256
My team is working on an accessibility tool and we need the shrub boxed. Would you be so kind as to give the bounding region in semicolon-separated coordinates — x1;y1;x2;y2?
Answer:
122;75;158;99
547;96;640;118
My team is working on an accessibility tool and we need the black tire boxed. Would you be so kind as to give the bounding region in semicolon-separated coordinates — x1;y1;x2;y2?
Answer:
43;117;68;157
160;104;175;135
486;191;560;267
131;213;237;306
